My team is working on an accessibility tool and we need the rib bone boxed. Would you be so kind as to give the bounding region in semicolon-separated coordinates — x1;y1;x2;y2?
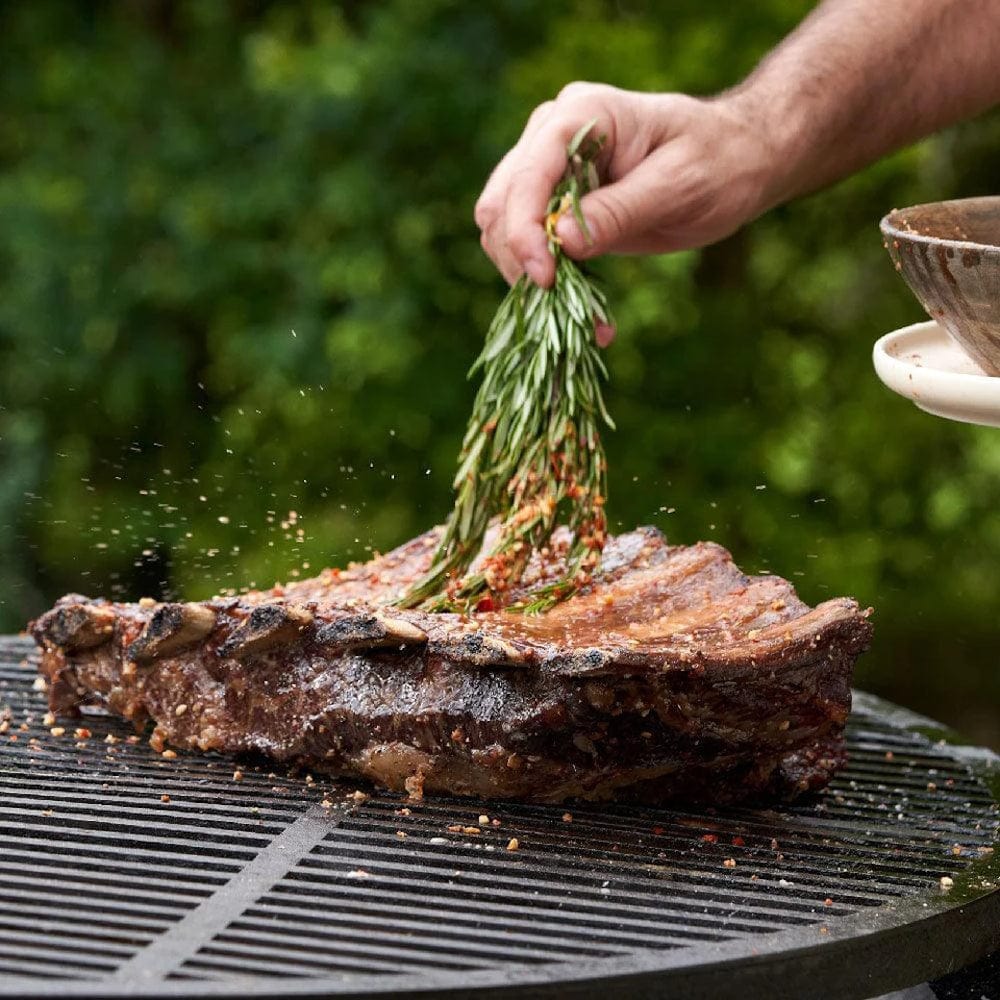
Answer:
221;604;313;658
315;612;427;651
431;632;528;667
549;647;614;676
39;603;117;651
127;603;217;662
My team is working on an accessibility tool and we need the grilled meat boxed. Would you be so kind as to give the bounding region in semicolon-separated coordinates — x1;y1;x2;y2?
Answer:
30;527;872;803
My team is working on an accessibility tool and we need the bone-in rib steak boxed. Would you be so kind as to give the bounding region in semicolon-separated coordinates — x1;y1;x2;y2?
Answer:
30;527;872;803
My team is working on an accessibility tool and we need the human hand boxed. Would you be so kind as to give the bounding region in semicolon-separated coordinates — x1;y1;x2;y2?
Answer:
475;82;779;295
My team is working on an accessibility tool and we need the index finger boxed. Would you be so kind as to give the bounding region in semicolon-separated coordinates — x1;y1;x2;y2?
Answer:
475;101;555;234
502;129;576;287
504;110;613;287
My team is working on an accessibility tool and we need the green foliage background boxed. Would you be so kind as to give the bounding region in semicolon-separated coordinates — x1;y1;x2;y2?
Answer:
1;1;997;746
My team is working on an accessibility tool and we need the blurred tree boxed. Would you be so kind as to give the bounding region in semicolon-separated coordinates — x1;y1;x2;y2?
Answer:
0;0;997;744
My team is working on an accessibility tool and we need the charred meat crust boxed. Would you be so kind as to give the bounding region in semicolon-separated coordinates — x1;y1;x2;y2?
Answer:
29;527;873;804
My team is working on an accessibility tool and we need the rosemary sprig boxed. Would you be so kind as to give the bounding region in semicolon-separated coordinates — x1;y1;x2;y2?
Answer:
397;121;615;613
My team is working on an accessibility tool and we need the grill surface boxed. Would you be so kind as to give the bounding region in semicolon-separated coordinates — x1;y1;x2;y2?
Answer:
1;634;997;999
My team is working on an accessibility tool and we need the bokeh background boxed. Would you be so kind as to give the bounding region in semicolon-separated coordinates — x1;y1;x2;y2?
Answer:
1;1;998;747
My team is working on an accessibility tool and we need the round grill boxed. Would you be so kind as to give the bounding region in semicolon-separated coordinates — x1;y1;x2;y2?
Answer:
1;635;997;999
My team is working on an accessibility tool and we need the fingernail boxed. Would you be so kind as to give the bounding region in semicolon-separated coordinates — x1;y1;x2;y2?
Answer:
594;321;616;348
524;256;551;286
556;212;590;250
555;214;576;241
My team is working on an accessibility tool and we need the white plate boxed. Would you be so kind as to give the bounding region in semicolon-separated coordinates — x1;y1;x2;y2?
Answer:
873;320;1000;427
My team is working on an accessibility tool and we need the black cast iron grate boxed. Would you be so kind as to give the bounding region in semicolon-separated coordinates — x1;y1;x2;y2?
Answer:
0;635;997;999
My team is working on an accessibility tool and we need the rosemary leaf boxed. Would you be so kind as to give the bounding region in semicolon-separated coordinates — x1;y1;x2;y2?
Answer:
396;121;614;613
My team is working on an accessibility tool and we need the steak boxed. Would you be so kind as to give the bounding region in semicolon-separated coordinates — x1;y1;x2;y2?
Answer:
29;526;872;804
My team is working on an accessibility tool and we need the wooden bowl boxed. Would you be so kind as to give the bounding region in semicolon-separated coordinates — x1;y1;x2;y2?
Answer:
881;197;1000;376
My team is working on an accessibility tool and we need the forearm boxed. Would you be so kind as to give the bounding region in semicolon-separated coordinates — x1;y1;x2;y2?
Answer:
729;0;1000;210
477;0;1000;287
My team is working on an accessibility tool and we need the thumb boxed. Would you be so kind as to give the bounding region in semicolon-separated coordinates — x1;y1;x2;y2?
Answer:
554;156;664;259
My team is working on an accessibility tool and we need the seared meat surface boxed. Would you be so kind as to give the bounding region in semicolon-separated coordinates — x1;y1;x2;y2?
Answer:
30;527;872;803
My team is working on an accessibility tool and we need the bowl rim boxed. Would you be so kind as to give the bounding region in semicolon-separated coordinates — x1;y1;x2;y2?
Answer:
879;195;1000;254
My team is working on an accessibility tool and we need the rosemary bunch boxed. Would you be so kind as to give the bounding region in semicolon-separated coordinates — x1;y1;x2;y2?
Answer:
398;122;615;613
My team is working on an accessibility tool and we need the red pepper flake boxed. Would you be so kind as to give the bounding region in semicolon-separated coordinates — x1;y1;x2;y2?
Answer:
652;826;665;836
160;794;171;803
701;834;718;844
475;595;495;612
824;898;833;906
731;836;745;847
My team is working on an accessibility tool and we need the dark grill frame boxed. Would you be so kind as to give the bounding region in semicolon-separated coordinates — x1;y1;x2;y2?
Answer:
1;635;997;999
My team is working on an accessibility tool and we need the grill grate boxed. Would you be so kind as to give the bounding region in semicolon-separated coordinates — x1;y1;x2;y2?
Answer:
1;635;997;999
